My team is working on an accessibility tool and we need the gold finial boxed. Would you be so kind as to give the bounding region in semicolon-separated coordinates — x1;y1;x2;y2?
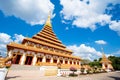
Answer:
45;11;52;27
101;47;107;59
101;46;104;53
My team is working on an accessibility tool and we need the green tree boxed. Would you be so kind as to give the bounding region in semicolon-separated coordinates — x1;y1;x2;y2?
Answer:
89;59;101;68
81;59;91;65
108;56;120;70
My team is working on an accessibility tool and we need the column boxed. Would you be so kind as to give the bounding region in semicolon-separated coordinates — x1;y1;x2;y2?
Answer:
50;57;53;63
63;59;65;64
72;60;74;65
76;61;77;65
79;61;81;65
20;53;26;65
57;58;60;63
42;56;46;63
32;54;37;65
68;59;70;64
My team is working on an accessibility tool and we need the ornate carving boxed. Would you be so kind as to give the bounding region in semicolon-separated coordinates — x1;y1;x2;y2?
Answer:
0;54;17;68
64;58;68;60
46;54;51;59
37;53;44;57
53;56;58;59
59;57;63;60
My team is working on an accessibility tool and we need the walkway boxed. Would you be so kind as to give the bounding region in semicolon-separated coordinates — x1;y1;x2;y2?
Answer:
7;70;120;80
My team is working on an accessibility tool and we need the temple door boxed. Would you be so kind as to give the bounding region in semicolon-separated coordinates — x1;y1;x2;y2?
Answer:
105;64;108;69
12;55;21;64
25;56;33;65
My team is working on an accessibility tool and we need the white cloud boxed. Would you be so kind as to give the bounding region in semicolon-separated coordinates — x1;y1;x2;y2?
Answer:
67;44;102;61
0;33;25;57
0;33;13;56
14;34;25;43
60;0;120;32
0;33;13;44
110;50;120;56
109;21;120;35
95;40;107;45
65;27;69;30
0;0;55;25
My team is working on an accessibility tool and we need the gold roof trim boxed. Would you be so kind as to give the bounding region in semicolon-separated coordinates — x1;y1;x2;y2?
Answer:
33;35;65;48
23;38;72;52
7;42;80;60
100;53;111;63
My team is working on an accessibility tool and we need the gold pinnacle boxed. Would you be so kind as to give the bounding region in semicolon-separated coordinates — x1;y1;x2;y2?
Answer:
45;11;52;27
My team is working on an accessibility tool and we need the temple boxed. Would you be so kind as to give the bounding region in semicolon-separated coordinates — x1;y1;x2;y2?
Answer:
7;14;81;69
100;53;113;71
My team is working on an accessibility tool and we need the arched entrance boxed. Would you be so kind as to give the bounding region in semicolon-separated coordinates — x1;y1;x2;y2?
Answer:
12;54;22;64
37;57;43;63
105;64;108;69
53;59;57;63
25;56;33;65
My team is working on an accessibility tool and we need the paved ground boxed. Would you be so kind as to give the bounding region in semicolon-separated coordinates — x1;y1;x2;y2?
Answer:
6;70;120;80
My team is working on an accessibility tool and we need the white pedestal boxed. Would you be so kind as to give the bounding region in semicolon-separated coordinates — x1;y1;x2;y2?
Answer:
84;69;87;74
0;68;8;80
57;69;62;76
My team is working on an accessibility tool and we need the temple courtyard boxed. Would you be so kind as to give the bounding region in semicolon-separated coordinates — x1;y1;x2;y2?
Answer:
6;65;120;80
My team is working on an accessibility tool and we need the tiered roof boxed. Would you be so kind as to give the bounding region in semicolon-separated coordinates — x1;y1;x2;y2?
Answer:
100;53;111;63
7;14;80;60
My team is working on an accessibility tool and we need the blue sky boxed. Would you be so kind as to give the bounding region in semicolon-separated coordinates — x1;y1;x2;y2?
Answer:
0;0;120;60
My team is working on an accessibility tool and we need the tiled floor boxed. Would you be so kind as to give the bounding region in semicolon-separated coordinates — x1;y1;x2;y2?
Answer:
6;70;120;80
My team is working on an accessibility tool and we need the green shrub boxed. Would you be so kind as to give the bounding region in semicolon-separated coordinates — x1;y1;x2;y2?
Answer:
80;67;85;74
69;73;78;77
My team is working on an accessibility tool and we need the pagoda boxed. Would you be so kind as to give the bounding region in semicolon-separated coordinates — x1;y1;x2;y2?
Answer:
7;14;81;69
100;53;113;71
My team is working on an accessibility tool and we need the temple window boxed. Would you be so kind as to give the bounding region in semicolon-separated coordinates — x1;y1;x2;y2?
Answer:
65;52;67;54
39;45;42;49
68;53;71;55
27;41;31;46
43;46;48;50
31;43;34;47
55;49;59;53
36;44;39;48
27;42;34;47
60;50;63;53
57;50;60;53
49;48;52;51
77;61;79;65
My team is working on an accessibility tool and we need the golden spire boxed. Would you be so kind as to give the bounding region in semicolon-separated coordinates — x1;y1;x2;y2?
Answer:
100;51;112;63
45;12;52;27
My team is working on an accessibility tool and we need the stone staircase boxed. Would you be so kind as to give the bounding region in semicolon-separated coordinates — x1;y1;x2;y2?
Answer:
9;64;40;70
7;65;57;78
